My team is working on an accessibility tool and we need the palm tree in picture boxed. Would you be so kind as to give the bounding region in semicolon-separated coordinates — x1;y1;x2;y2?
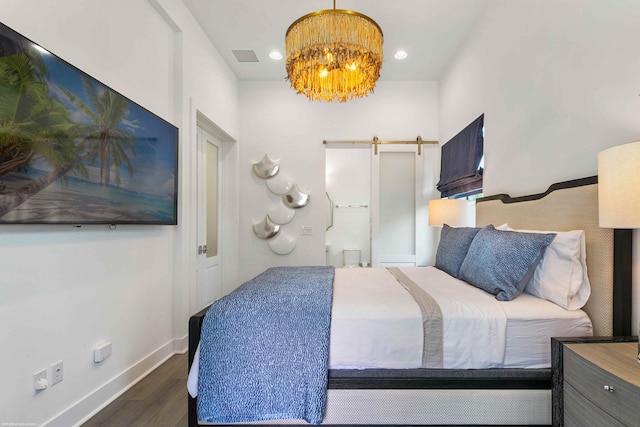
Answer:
0;56;136;218
0;51;79;176
61;77;136;188
0;50;81;215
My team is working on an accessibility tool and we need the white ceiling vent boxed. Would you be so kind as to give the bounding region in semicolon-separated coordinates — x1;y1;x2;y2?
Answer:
231;49;259;63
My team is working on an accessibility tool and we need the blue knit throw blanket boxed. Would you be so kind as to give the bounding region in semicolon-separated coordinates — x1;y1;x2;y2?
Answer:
197;266;335;424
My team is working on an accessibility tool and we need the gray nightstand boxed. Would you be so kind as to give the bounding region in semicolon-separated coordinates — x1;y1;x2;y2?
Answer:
552;337;640;427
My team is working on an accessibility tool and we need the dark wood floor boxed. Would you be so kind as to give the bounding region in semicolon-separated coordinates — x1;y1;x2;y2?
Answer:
82;352;189;427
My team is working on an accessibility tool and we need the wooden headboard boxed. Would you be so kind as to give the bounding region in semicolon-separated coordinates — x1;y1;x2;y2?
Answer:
476;176;632;336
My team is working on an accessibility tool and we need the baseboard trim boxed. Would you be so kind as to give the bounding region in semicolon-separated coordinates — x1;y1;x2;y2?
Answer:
173;333;189;354
43;336;188;427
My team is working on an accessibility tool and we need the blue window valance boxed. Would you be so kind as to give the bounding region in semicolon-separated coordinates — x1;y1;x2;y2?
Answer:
437;114;484;198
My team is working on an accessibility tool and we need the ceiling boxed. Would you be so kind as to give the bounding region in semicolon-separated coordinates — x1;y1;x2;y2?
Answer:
182;0;488;82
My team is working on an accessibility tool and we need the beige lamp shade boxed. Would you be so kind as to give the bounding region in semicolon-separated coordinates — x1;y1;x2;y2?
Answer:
428;199;469;227
598;140;640;228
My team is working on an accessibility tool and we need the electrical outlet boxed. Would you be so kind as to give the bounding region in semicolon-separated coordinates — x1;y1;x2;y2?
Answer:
94;342;113;363
33;369;48;393
50;361;63;386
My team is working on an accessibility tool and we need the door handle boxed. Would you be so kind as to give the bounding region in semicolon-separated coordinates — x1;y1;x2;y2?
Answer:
198;245;208;255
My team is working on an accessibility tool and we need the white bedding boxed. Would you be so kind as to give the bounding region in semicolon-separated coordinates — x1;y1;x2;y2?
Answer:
328;267;423;369
188;266;593;397
330;267;507;369
331;266;592;369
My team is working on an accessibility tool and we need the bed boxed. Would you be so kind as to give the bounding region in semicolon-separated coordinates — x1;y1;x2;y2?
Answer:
187;176;632;426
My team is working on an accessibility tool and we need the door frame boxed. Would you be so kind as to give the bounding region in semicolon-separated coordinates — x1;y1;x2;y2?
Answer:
190;109;237;315
196;126;222;310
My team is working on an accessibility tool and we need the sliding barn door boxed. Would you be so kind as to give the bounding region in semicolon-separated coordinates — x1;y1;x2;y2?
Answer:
371;145;423;267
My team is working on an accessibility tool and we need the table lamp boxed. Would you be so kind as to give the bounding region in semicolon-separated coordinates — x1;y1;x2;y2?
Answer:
597;140;640;361
428;199;470;227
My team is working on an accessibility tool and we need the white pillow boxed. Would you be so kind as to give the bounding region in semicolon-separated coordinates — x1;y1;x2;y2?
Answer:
496;224;590;310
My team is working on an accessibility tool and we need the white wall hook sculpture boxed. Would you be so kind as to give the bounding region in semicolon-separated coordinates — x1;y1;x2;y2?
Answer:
252;154;280;179
252;154;309;255
266;172;294;195
268;200;295;224
268;232;296;255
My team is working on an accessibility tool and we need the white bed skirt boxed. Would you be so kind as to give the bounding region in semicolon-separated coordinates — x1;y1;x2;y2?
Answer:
199;389;551;425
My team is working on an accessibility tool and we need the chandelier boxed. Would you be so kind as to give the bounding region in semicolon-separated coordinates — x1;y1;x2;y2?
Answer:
285;1;384;102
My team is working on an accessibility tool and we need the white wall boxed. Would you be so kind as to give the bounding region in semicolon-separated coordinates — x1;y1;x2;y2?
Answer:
0;1;239;425
439;0;640;333
153;0;241;327
238;81;440;284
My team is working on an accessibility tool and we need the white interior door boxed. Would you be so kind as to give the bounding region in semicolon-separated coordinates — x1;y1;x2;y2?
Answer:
196;126;222;310
371;145;423;267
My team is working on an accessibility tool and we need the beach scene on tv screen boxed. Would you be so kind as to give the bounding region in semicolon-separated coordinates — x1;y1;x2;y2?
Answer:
0;23;178;224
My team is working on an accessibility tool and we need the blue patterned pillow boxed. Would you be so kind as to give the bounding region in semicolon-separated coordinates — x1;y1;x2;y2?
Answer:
434;225;481;278
459;225;556;301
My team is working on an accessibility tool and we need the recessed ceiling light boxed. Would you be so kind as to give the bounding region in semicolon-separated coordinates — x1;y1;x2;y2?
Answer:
269;50;283;60
394;49;408;60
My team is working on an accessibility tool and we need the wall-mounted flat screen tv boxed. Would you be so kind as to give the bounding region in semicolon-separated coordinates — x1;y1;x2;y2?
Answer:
0;22;178;225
